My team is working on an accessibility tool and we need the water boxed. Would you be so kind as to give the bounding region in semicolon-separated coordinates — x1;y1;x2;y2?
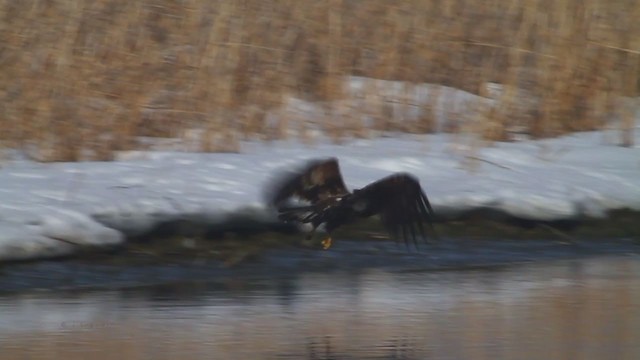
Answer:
1;256;639;360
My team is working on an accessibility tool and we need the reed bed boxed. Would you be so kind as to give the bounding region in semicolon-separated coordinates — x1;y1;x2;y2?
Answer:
1;0;638;161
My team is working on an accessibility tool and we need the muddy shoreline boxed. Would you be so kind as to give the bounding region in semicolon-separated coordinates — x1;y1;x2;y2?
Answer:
1;208;639;294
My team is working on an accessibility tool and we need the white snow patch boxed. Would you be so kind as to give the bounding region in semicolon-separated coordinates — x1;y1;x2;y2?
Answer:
0;209;123;262
0;222;76;262
8;172;48;179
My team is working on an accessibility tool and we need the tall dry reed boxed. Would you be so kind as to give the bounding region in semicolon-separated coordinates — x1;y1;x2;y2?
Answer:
1;0;638;161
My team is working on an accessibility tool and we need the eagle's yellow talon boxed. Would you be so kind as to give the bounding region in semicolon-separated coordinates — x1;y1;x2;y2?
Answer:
321;237;332;250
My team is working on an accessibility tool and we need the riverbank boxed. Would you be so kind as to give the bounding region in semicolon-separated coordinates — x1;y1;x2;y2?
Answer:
1;130;639;263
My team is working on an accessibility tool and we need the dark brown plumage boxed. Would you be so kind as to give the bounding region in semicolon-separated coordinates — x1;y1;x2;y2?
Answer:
264;157;437;250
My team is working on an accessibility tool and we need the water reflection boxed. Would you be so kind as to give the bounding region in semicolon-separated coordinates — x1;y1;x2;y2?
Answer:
1;256;639;359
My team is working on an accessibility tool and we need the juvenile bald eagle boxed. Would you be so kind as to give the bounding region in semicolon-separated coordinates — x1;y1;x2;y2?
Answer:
264;158;437;250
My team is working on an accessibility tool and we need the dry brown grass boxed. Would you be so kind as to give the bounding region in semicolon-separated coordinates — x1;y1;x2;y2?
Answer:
1;0;638;161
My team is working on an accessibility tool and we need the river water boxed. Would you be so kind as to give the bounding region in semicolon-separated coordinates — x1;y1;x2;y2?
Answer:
1;255;639;360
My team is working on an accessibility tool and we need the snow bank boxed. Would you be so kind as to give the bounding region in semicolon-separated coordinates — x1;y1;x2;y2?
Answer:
1;85;639;262
0;209;123;262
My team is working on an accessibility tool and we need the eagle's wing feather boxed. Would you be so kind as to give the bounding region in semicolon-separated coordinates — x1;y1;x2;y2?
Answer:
265;158;350;209
353;173;436;249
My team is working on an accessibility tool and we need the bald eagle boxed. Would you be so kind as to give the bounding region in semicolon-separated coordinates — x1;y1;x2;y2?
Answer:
264;158;437;250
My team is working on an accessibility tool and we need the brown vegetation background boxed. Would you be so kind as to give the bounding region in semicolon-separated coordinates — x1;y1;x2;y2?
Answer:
1;0;638;161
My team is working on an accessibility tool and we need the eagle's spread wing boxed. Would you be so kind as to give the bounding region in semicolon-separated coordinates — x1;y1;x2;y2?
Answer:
265;157;350;208
352;173;436;249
